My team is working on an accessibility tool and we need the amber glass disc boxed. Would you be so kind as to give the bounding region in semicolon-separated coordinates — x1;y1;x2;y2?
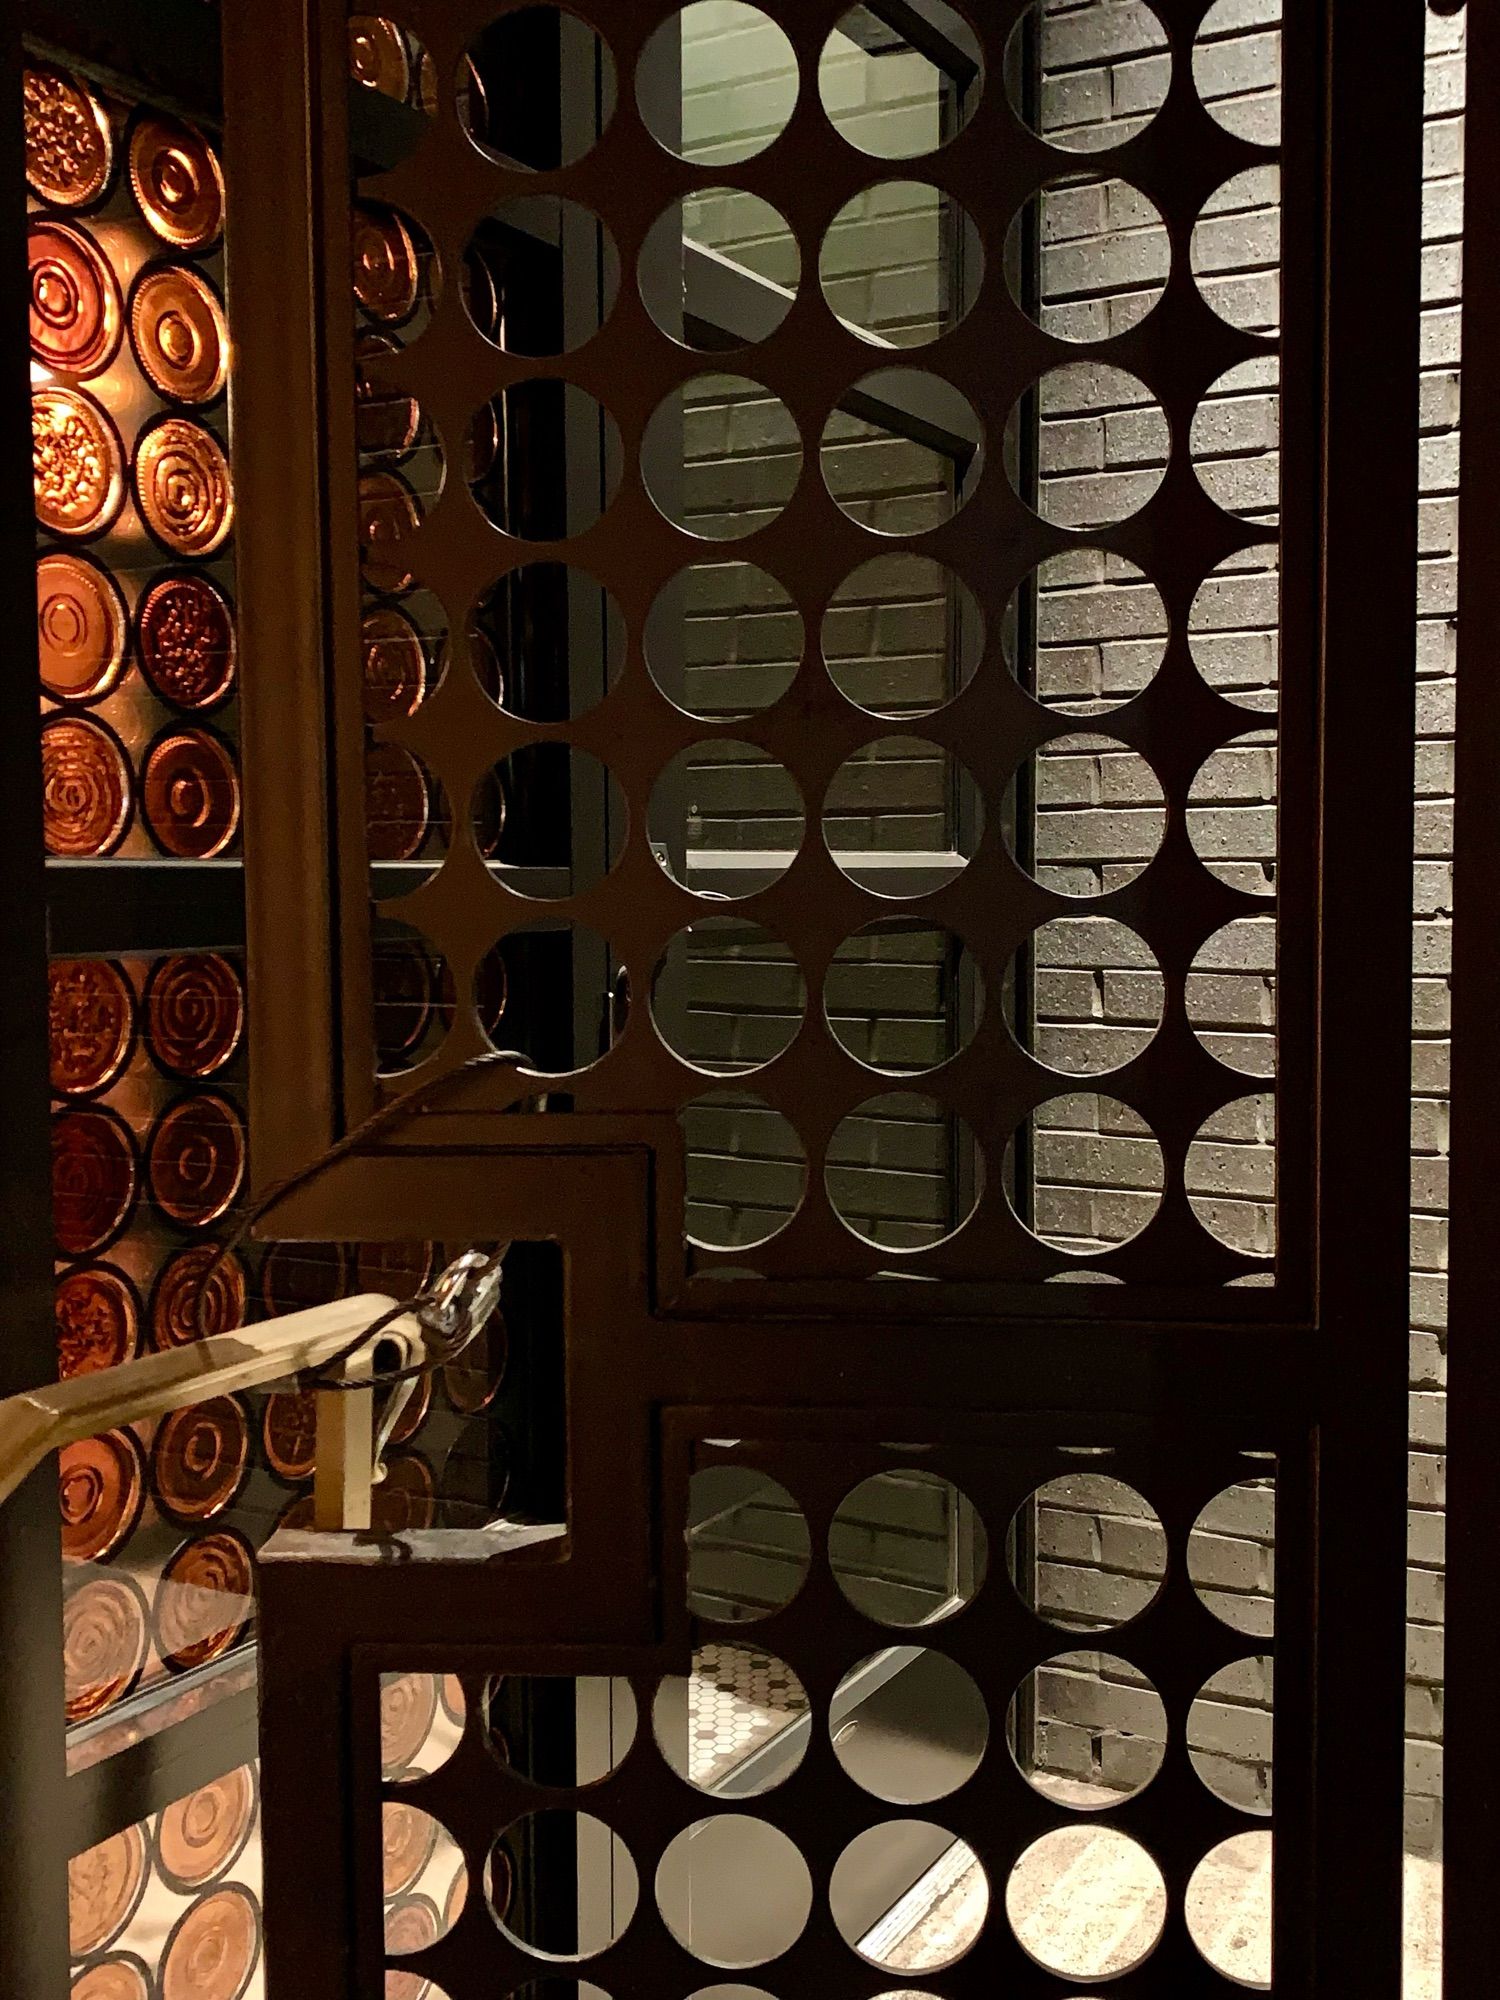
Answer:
63;1575;149;1724
71;1953;153;2000
25;64;113;208
157;1765;257;1893
130;263;228;404
349;16;412;98
129;114;224;251
56;1263;141;1378
355;331;420;457
356;1240;434;1296
145;952;245;1077
385;1896;439;2000
60;1429;146;1562
362;605;427;723
260;1241;347;1316
133;417;233;557
374;938;437;1067
365;742;430;860
151;1244;247;1349
159;1885;261;2000
143;727;241;858
48;957;136;1095
41;715;132;857
29;220;122;377
37;552;129;704
136;571;237;709
146;1092;246;1227
383;1801;439;1897
52;1105;138;1257
352;203;419;322
371;1451;437;1533
152;1397;250;1523
156;1530;255;1673
33;386;125;540
358;468;422;594
381;1672;439;1775
262;1389;317;1482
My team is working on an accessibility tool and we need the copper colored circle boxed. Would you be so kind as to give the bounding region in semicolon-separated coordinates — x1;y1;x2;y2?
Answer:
260;1241;347;1316
374;940;437;1065
440;1672;464;1725
153;1396;250;1523
33;386;125;540
444;1316;508;1414
366;742;430;861
57;1263;141;1378
64;1575;149;1725
136;571;237;709
41;715;132;857
356;1240;434;1296
25;64;113;209
350;16;412;98
352;204;419;322
262;1389;317;1482
143;728;240;858
383;1802;439;1896
362;606;428;723
155;1529;255;1673
390;1371;433;1447
71;1954;153;2000
146;1092;246;1227
129;115;224;251
145;953;245;1077
37;552;128;703
133;418;233;557
385;1897;438;2000
382;1672;440;1775
156;1765;257;1891
130;263;228;405
443;1857;466;1934
48;957;136;1095
29;220;122;378
151;1244;247;1349
372;1452;436;1533
60;1429;145;1562
356;332;421;457
160;1885;261;2000
52;1106;138;1257
358;469;422;594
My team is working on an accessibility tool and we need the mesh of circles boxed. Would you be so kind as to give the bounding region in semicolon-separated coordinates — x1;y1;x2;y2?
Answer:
376;1456;1277;1992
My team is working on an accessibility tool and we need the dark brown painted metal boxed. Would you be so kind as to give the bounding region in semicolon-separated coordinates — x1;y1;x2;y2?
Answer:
229;3;1427;1996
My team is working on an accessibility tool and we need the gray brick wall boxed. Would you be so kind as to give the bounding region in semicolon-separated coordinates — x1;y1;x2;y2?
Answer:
671;0;1454;1856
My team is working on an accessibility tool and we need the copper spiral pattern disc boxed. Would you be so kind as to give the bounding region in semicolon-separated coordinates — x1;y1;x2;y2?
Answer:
133;417;233;557
444;1315;508;1414
56;1263;141;1378
355;331;420;457
440;1672;465;1726
349;15;412;99
356;1240;435;1297
59;1429;145;1562
152;1396;250;1523
143;728;240;858
371;1451;437;1533
275;1490;316;1532
362;605;428;723
130;263;228;405
41;715;132;857
146;1092;246;1227
383;1802;439;1897
365;742;431;861
358;468;422;594
25;65;113;209
157;1765;257;1892
145;952;245;1077
129;115;224;251
160;1885;261;2000
352;204;419;323
63;1575;149;1725
155;1529;255;1673
33;386;125;540
52;1106;138;1257
374;939;437;1067
381;1671;440;1776
48;956;136;1096
262;1389;317;1482
260;1241;347;1316
136;572;236;710
384;1897;438;2000
37;552;128;703
29;220;121;378
69;1827;147;1956
443;1856;468;1935
151;1244;247;1349
389;1371;433;1447
71;1954;153;2000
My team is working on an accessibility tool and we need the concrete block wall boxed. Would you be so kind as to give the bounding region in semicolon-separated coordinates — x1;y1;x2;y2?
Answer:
672;0;1454;1853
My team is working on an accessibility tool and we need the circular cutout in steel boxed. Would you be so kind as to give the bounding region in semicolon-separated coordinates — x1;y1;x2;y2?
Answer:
1008;1;1170;152
490;1811;637;1958
832;1823;984;1971
642;188;798;350
687;1465;810;1624
821;9;982;159
653;1644;809;1794
658;1816;810;1967
463;9;617;170
830;1469;987;1626
639;6;795;165
1007;1825;1165;1979
1006;1650;1166;1807
1007;1474;1166;1630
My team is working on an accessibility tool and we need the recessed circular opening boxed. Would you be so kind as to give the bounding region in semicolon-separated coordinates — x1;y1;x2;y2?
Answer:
1188;1478;1276;1638
1192;167;1282;336
647;561;802;719
644;374;802;539
657;1815;811;1967
1013;917;1163;1076
653;915;806;1074
1008;364;1169;529
822;370;983;534
683;1091;807;1251
1007;178;1169;341
1191;358;1281;527
1007;1474;1166;1629
687;1465;810;1624
639;4;798;165
832;1824;985;1971
381;1672;462;1781
1005;551;1167;715
833;1649;988;1802
827;1093;983;1251
1189;1656;1274;1815
1006;1650;1166;1807
821;182;983;344
642;188;798;349
1187;730;1278;895
649;740;805;899
1186;1830;1274;1988
487;1676;637;1786
1007;1;1170;151
824;738;982;898
489;1811;638;1959
653;1644;809;1794
1007;1825;1166;1978
1194;0;1282;145
826;922;984;1076
1187;917;1277;1080
1188;546;1280;712
823;555;983;717
1188;1093;1276;1258
1005;732;1166;897
469;383;622;540
460;9;617;169
464;197;619;354
830;1469;988;1626
820;7;983;160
